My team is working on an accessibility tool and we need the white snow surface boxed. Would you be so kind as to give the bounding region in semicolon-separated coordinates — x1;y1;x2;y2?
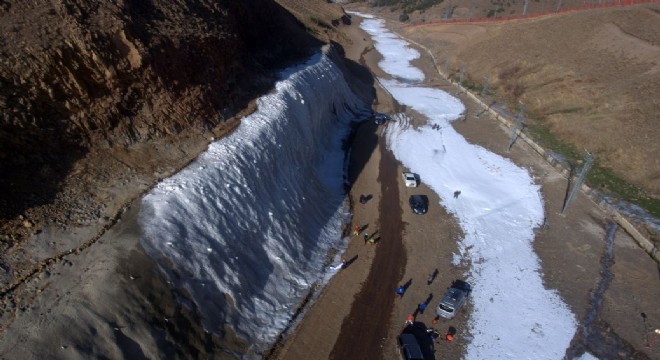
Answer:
577;352;600;360
139;53;369;354
354;14;577;359
351;11;424;82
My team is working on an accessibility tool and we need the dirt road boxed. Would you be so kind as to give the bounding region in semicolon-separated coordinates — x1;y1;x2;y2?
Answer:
3;8;655;360
273;9;660;360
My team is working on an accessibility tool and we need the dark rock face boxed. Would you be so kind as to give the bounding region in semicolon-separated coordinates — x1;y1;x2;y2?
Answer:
0;0;321;220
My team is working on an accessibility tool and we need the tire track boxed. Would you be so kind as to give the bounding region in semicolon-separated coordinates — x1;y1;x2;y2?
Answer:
564;222;651;359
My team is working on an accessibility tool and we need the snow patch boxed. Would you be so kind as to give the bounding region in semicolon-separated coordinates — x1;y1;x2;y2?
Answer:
355;13;577;360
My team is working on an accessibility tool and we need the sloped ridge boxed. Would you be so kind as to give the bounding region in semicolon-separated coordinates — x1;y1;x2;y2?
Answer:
0;0;322;222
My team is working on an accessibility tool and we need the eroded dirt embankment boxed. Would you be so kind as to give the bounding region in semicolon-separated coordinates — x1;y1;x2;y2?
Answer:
0;0;353;357
0;0;343;312
0;0;322;258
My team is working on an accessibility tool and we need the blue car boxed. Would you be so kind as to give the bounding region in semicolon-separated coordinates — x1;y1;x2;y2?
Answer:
373;113;391;125
409;195;428;215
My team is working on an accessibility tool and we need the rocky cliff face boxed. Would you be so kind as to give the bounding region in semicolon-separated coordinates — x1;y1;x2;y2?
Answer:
0;0;327;236
0;2;355;353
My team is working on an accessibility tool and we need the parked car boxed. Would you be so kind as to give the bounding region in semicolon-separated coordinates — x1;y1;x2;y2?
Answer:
409;195;428;215
402;172;418;187
397;333;424;360
436;280;471;319
373;112;391;125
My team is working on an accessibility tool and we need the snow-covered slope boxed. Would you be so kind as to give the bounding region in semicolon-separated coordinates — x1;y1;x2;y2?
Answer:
139;52;369;354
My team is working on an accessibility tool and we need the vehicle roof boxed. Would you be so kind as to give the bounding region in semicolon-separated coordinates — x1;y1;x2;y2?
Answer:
398;333;424;359
441;287;467;305
399;333;417;341
451;279;472;291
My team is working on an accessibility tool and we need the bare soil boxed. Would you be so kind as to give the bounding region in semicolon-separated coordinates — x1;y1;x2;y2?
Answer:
1;2;659;360
369;2;660;197
0;0;327;309
272;6;660;360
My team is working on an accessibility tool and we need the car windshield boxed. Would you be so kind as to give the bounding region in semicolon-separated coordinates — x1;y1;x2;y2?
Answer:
439;304;454;312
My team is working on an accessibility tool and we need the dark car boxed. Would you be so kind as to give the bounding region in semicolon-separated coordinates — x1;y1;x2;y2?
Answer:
409;195;428;214
398;333;424;360
373;113;391;125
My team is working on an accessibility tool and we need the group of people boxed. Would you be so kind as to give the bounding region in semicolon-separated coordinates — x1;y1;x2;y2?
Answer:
427;328;454;342
353;225;376;245
404;314;455;343
397;271;457;344
352;224;458;344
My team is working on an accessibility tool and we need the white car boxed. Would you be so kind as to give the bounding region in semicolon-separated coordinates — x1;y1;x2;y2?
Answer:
402;172;418;187
436;280;471;319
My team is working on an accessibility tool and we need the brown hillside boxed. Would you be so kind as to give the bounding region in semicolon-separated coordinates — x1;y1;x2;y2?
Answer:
277;0;351;36
0;1;355;356
0;0;333;245
366;2;660;198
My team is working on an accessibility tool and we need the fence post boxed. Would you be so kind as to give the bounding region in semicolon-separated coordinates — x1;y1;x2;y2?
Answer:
480;77;490;97
456;63;465;95
561;150;595;214
523;0;530;16
507;103;526;152
444;0;453;20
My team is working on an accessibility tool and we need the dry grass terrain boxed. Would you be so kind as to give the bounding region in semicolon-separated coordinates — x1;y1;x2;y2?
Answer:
365;1;660;219
273;4;659;360
0;0;658;358
272;4;660;359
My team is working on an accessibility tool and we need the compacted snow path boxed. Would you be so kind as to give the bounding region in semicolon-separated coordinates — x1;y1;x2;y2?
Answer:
138;52;370;354
352;12;577;359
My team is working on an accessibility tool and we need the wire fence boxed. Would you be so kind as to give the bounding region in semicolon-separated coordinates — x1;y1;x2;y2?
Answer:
404;0;660;28
390;29;659;264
